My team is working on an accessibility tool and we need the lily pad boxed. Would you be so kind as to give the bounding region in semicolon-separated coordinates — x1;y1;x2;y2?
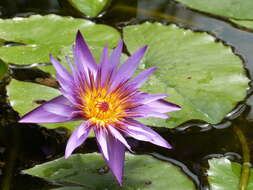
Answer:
69;0;110;17
207;157;253;190
123;22;249;128
175;0;253;20
0;14;120;65
230;20;253;30
7;79;81;130
24;153;197;190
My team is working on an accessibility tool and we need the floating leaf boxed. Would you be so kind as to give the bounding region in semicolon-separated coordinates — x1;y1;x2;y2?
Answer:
175;0;253;20
7;79;81;130
123;22;249;128
230;20;253;30
207;157;253;190
24;153;196;190
69;0;109;17
174;0;253;29
0;14;120;65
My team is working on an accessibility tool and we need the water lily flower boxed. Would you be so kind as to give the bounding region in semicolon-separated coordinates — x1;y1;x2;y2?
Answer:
19;31;181;185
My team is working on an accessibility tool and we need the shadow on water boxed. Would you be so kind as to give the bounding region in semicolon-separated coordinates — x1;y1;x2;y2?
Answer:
0;0;253;189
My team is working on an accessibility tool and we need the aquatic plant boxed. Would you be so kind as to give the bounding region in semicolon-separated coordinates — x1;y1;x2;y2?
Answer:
19;31;180;185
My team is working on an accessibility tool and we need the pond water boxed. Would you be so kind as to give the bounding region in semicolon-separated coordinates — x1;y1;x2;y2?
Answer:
0;0;253;190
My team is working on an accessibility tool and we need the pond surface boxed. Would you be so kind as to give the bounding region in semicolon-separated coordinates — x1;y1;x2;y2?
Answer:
0;0;253;190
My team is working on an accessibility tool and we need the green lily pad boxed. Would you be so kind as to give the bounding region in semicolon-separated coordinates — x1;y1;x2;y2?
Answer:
207;157;253;190
123;22;249;128
24;153;196;190
175;0;253;20
0;14;120;65
230;20;253;30
7;79;81;130
69;0;110;17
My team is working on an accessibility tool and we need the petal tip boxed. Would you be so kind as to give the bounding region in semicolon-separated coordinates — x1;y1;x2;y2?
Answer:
76;30;82;37
166;143;173;149
64;152;71;159
117;178;123;186
142;45;148;50
150;67;157;72
18;116;33;124
172;104;182;111
117;40;123;48
76;30;84;40
140;45;148;55
18;118;26;123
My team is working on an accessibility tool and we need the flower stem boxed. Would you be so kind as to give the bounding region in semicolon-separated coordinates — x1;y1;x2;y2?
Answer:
0;127;19;190
233;126;250;190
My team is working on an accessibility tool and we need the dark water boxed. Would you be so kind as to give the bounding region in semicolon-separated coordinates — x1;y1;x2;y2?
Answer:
0;0;253;190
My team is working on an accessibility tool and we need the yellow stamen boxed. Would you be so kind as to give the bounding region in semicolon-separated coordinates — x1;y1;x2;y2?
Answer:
81;87;128;127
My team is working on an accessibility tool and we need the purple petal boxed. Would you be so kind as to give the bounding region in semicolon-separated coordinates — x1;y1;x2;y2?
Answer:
100;41;123;87
111;46;147;89
66;56;75;73
94;127;110;160
118;46;147;78
50;56;72;83
74;31;97;75
106;134;125;186
19;95;79;123
108;125;132;151
134;93;168;104
59;87;79;105
123;119;172;149
65;122;91;158
50;56;80;105
65;55;83;90
95;129;125;186
146;99;181;113
130;67;156;88
99;45;110;86
128;105;169;119
109;40;123;68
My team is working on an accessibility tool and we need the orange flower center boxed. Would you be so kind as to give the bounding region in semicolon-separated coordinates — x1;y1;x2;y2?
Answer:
96;101;109;112
81;87;128;127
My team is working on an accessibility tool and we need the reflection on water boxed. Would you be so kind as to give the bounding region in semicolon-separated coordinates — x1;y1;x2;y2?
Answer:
0;0;253;190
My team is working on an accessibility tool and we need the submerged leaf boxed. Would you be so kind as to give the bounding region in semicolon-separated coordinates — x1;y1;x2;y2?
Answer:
24;153;197;190
123;22;249;128
0;14;120;65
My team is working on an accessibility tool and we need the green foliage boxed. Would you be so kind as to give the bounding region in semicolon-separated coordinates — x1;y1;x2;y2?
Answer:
208;158;253;190
69;0;109;17
176;0;253;20
0;14;120;65
123;22;249;128
24;153;197;190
